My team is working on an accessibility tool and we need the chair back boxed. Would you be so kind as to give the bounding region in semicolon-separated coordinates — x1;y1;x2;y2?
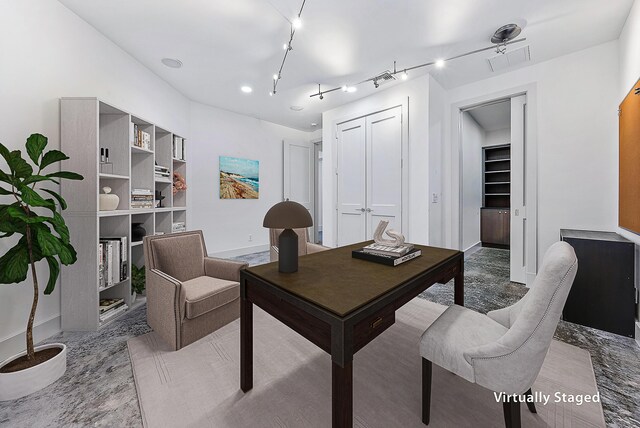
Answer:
143;230;207;282
269;228;309;256
467;241;577;393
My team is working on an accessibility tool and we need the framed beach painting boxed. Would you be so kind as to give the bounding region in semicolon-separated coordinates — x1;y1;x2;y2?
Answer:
219;156;259;199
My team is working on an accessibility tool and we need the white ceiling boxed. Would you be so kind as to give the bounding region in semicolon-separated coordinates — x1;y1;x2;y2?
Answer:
58;0;634;131
468;100;511;131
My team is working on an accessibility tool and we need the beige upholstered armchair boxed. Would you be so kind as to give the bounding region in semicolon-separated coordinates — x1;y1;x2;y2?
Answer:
269;228;328;262
419;241;578;428
143;230;248;350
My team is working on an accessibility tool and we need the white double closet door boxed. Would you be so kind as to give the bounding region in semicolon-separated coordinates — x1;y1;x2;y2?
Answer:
337;107;403;246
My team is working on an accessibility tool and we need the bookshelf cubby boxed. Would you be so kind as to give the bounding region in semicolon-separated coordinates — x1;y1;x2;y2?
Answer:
60;98;188;331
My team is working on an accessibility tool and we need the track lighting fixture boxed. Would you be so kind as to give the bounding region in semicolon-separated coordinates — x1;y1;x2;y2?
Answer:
310;24;525;100
270;0;307;96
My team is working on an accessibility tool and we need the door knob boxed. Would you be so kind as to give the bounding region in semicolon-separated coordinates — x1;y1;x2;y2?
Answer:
355;208;365;212
365;208;373;212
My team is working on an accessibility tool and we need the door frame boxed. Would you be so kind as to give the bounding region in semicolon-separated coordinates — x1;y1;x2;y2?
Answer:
312;138;322;244
332;102;409;245
450;84;539;285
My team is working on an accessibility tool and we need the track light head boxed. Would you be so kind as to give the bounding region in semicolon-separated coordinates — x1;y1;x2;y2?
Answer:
319;93;324;100
373;79;379;89
292;17;302;29
401;70;408;80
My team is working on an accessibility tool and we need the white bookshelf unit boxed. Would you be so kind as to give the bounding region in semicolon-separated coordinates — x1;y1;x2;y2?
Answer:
60;98;188;331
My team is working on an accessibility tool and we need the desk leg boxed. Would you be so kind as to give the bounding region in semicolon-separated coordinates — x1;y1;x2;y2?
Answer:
332;360;353;428
454;260;464;307
240;294;253;392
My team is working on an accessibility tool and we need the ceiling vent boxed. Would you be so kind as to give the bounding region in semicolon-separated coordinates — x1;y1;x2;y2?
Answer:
487;45;531;72
371;70;396;88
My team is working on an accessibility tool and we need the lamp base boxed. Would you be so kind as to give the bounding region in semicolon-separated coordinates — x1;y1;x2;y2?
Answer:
278;228;299;273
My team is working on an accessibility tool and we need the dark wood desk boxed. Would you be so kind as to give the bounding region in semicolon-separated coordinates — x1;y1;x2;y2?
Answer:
240;242;464;428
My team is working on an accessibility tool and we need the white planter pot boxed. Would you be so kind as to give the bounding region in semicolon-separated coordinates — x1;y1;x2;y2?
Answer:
0;343;67;401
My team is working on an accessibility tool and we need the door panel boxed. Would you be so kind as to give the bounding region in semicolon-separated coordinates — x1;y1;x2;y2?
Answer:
510;95;526;283
366;107;403;238
337;119;366;246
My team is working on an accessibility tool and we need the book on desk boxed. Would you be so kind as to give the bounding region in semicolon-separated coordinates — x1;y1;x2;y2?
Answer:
352;246;421;266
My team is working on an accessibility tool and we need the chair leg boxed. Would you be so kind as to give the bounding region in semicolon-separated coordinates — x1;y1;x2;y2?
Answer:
502;400;521;428
422;358;432;425
524;388;537;413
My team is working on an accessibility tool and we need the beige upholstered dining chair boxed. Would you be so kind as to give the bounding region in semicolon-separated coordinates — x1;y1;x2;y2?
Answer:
143;230;248;350
419;241;578;428
269;228;329;262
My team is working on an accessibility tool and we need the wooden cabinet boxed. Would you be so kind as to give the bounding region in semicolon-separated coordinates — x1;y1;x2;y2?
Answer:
481;208;510;247
561;229;636;337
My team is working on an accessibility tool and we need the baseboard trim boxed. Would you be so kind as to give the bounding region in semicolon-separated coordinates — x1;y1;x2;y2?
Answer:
0;315;61;362
635;322;639;345
463;242;482;254
209;244;269;258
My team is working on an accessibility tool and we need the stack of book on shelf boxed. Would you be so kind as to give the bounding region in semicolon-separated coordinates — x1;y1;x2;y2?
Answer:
155;164;170;181
352;243;421;266
99;298;128;323
131;123;151;150
98;237;128;289
172;136;185;160
172;222;186;233
131;188;153;209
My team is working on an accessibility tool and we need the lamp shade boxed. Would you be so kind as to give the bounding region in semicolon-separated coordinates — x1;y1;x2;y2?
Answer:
263;200;313;229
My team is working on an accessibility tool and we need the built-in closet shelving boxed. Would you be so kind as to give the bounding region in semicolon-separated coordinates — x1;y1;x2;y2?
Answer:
59;98;188;331
482;144;511;208
481;144;511;248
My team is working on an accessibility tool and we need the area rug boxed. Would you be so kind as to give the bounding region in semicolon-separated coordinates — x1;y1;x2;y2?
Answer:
128;299;605;427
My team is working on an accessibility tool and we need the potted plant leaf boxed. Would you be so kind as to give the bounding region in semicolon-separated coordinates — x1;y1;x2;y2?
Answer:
0;134;83;401
131;264;146;302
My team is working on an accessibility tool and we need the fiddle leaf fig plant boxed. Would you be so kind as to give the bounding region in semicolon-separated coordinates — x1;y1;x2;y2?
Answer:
0;134;83;365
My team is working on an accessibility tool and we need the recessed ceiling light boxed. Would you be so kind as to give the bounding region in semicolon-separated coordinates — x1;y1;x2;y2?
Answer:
435;59;445;68
290;105;304;111
311;123;318;127
241;86;253;93
292;17;302;29
161;58;183;68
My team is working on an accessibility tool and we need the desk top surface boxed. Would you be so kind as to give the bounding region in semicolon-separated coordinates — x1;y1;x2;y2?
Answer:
244;241;460;317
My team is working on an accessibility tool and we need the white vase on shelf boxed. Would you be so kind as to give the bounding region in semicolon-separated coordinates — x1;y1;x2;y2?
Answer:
99;186;119;211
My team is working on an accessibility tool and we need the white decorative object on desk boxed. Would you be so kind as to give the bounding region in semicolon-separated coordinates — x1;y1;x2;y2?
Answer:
373;220;405;247
99;186;119;211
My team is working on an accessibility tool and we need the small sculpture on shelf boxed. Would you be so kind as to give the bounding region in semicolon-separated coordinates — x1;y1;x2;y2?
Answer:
99;186;119;211
154;190;165;208
173;171;187;195
373;220;405;247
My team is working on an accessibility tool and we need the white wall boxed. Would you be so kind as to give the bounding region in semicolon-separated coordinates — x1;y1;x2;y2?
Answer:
461;113;484;250
189;102;314;255
484;128;510;147
0;0;190;359
442;41;620;275
428;76;447;247
616;0;640;336
322;75;430;247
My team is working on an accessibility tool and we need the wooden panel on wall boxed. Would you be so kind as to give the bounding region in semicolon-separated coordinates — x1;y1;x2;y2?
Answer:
619;77;640;234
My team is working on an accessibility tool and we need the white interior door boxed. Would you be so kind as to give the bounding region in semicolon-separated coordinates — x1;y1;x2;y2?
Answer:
284;140;314;236
337;118;366;246
366;107;403;237
510;95;527;284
